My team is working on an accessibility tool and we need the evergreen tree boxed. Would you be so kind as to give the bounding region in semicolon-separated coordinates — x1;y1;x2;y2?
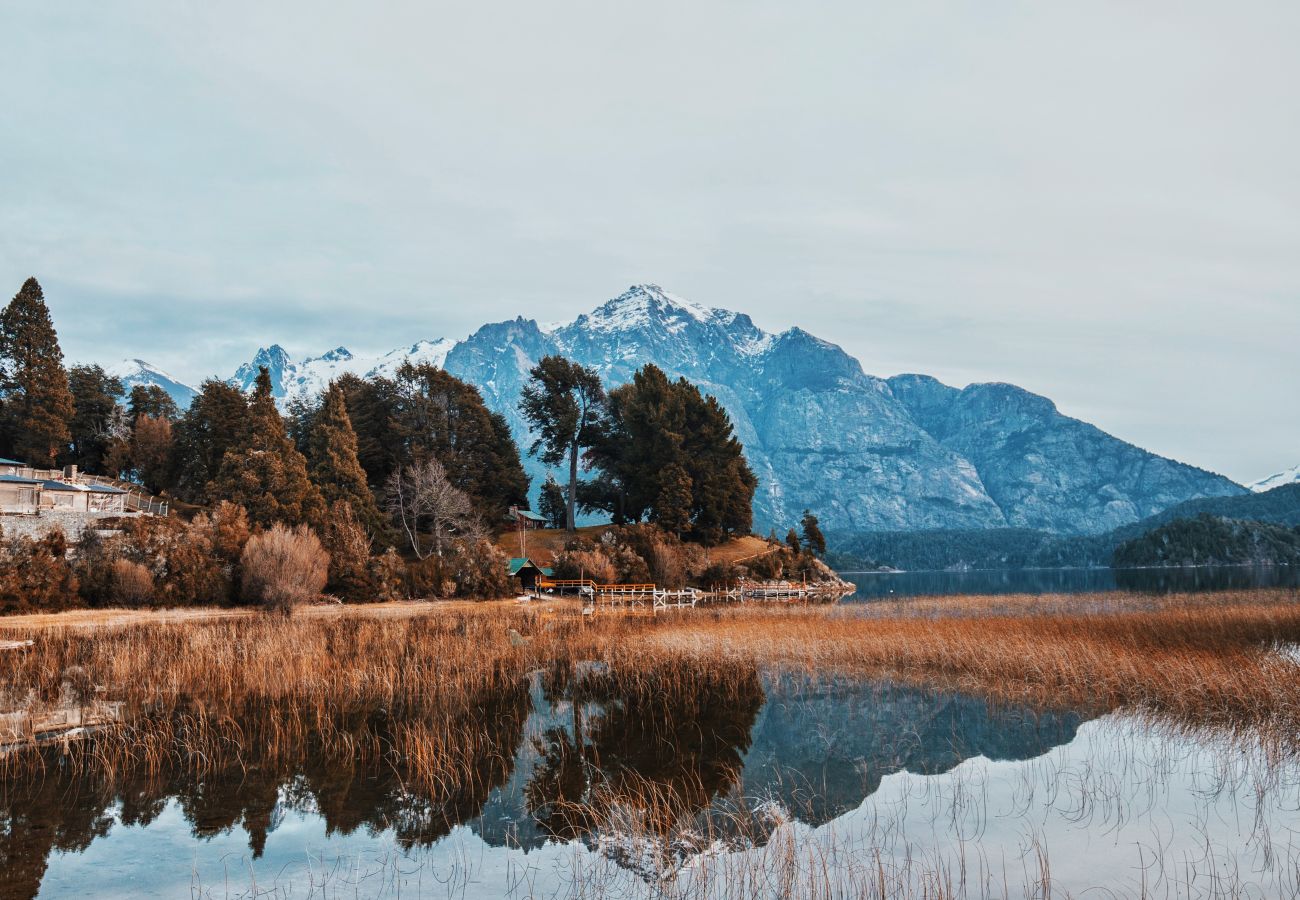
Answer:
321;500;375;602
519;356;605;532
0;278;75;465
128;384;180;422
585;364;756;545
539;475;567;529
655;463;694;536
785;528;802;555
800;509;827;558
171;380;249;503
307;383;383;534
210;368;325;529
129;414;173;493
392;363;529;518
67;364;125;472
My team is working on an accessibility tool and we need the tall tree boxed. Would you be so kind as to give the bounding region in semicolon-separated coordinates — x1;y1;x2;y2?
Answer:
392;362;528;518
585;364;756;545
307;383;383;534
171;380;249;503
800;509;827;558
130;414;173;493
655;463;694;537
385;458;475;559
67;364;125;472
210;368;325;528
0;278;75;465
128;384;180;422
519;356;605;532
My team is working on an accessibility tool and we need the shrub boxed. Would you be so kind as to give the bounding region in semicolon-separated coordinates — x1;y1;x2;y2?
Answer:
552;548;617;585
0;531;79;614
369;548;408;602
321;501;375;602
193;501;251;565
119;516;228;606
448;538;512;599
109;559;155;606
240;525;329;615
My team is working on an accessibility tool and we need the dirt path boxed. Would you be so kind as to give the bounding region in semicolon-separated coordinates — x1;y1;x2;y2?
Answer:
0;598;560;633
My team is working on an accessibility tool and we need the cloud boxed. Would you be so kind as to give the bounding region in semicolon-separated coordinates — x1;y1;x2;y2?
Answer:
1;0;1297;482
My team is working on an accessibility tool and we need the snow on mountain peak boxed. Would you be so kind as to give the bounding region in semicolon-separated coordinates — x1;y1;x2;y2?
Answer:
576;284;723;333
1249;464;1300;493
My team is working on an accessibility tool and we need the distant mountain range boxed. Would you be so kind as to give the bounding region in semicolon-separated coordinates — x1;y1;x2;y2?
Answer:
107;284;1251;534
1249;464;1300;493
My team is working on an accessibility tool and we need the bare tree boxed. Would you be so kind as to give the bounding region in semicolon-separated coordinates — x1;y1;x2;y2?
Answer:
385;459;476;559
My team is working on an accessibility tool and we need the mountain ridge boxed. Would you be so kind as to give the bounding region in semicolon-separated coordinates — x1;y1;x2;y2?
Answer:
108;284;1246;533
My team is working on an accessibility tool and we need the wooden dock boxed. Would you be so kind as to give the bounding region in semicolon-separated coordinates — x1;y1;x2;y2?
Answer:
535;575;851;614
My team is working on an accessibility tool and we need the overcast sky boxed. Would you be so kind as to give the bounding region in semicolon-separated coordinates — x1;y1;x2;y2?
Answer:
2;2;1297;483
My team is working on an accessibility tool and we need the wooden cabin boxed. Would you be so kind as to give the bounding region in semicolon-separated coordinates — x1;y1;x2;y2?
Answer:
508;557;554;591
506;506;547;530
0;475;41;515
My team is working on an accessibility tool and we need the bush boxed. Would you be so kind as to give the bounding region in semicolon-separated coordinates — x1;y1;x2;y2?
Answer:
448;538;512;599
119;516;228;606
0;531;79;614
240;525;329;615
109;559;155;606
321;501;375;602
369;548;408;602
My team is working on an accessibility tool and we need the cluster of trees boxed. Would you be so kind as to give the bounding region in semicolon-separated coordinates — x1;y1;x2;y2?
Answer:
0;505;409;616
521;357;758;545
1112;514;1300;568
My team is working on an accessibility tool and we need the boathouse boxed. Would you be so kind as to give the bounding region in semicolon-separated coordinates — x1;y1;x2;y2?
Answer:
508;557;553;591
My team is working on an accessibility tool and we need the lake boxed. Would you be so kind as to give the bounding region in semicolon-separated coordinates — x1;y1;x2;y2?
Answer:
13;664;1300;898
839;563;1300;599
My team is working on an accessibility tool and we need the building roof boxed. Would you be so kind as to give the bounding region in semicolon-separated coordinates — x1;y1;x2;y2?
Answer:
0;474;41;485
0;457;26;466
41;480;88;492
86;483;127;494
508;557;547;576
509;508;547;523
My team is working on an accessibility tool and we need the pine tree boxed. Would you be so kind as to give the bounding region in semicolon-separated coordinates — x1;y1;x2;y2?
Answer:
655;463;693;537
520;356;605;532
785;528;802;555
800;509;827;558
128;384;180;422
585;364;756;545
321;500;375;602
0;278;75;465
307;383;383;534
171;379;249;503
539;474;567;529
210;367;325;529
67;364;125;472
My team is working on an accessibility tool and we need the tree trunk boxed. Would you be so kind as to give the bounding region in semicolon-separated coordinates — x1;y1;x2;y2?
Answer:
566;439;578;532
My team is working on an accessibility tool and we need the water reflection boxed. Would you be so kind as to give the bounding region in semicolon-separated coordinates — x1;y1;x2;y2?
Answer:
2;663;1097;899
841;563;1300;599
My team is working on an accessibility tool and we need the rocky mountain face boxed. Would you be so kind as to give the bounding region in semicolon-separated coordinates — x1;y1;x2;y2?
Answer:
887;375;1245;533
118;284;1246;534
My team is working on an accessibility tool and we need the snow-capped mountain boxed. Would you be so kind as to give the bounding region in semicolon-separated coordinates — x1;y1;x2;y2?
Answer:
107;358;198;407
1249;465;1300;493
115;284;1247;533
229;339;455;400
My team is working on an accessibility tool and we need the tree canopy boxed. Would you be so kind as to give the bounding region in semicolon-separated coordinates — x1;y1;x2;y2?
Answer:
520;356;605;531
584;364;756;545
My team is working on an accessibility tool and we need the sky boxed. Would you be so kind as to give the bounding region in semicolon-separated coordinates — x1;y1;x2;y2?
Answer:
1;1;1297;484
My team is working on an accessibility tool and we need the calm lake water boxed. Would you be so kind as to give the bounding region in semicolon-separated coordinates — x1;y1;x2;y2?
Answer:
839;564;1300;599
13;664;1300;898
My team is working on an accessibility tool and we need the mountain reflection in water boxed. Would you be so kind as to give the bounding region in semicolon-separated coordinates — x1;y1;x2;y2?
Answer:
3;667;1081;900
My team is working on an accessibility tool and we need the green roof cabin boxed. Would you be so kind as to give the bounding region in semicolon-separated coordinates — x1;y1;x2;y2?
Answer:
507;557;554;591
